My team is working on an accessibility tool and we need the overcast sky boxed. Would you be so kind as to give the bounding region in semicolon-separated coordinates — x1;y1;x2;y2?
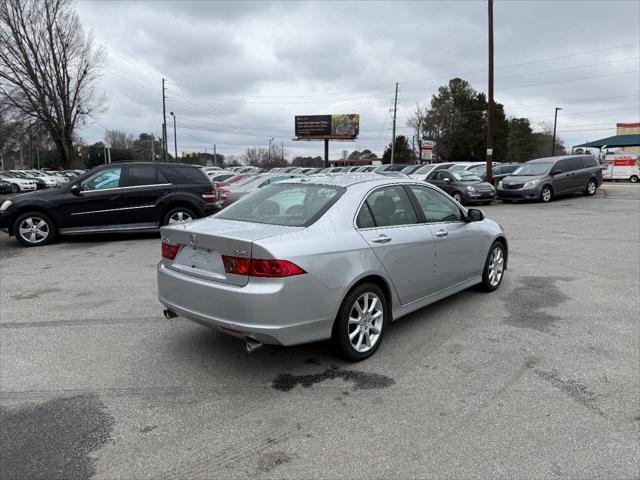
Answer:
75;0;640;160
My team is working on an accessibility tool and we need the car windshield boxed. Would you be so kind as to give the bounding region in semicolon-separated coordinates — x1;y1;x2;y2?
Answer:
512;162;552;176
217;183;345;227
450;164;472;171
414;165;437;175
451;172;481;182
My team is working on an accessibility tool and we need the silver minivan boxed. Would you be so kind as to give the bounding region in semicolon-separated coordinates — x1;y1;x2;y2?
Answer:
497;155;603;203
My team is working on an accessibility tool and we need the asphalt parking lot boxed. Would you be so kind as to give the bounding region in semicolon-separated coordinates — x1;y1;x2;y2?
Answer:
1;184;639;479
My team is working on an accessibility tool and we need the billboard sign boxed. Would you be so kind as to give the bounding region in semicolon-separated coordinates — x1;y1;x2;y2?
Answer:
295;114;359;139
420;140;436;161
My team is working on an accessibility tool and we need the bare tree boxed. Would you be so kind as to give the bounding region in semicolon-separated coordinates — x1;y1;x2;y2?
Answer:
104;129;133;150
0;0;105;168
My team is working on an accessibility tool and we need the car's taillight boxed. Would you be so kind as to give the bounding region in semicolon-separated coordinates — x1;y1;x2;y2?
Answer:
201;190;218;203
219;189;230;198
221;256;305;277
162;241;180;260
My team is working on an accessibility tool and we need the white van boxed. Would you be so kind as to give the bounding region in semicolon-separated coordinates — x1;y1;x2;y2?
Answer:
602;155;639;183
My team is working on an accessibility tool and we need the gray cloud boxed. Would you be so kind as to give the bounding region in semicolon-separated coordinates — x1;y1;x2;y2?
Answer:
76;0;640;159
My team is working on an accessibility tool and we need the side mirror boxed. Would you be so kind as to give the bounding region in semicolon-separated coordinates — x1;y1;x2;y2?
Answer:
550;169;562;175
467;208;484;222
70;184;82;196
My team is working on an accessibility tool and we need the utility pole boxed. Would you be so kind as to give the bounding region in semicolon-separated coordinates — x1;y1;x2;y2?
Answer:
151;135;155;161
552;107;562;156
391;82;398;164
281;142;284;162
268;137;274;163
214;144;217;167
162;78;168;161
485;0;495;183
170;112;178;160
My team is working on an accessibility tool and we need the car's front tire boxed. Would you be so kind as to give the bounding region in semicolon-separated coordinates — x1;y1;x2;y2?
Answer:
539;185;553;203
585;179;597;196
480;241;506;292
452;192;463;203
13;212;56;247
162;206;196;226
332;283;388;361
11;183;19;193
630;175;638;183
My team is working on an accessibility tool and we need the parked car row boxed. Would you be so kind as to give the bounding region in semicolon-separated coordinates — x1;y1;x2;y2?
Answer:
0;169;85;192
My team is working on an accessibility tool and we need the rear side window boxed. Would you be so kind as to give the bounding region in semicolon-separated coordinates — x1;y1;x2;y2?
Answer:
581;156;598;168
566;158;584;171
127;166;169;186
356;204;376;228
363;186;417;227
553;160;568;173
217;184;345;227
160;166;209;185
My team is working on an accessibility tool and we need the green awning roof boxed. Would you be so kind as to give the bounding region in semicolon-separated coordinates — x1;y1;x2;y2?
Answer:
575;134;640;148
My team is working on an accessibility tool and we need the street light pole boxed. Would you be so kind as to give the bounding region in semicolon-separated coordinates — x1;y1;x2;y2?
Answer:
170;112;178;160
485;0;495;184
552;107;562;156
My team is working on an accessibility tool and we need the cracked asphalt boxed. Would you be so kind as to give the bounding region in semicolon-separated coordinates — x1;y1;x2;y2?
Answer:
1;184;639;479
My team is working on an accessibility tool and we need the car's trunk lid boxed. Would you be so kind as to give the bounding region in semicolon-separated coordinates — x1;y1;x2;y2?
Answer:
161;218;301;286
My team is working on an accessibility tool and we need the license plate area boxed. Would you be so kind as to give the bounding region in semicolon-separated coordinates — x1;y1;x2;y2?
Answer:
173;246;226;280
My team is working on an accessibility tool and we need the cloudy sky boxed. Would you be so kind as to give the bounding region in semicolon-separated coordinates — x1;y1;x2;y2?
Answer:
75;0;640;160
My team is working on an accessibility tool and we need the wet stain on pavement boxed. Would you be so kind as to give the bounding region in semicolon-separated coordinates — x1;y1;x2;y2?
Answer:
256;450;294;473
0;394;114;479
503;276;571;332
272;365;395;392
534;368;602;415
140;425;157;434
10;287;61;300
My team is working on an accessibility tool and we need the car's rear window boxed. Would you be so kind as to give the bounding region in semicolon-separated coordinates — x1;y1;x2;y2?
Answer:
216;183;346;227
159;166;209;185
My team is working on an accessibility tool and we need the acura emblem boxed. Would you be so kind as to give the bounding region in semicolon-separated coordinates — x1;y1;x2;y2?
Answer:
190;234;197;247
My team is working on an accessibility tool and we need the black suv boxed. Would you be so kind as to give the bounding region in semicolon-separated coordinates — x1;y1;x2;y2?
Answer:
0;162;218;246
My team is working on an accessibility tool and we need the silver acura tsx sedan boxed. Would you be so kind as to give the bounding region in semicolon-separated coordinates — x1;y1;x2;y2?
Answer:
157;175;507;360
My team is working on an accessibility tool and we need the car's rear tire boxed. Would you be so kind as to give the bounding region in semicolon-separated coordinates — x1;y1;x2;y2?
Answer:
585;179;597;196
162;206;196;226
539;185;553;203
13;211;56;247
452;192;463;203
332;283;388;362
630;175;639;183
479;241;506;292
11;183;19;193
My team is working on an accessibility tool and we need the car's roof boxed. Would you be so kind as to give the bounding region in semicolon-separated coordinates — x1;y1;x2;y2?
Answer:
528;155;587;163
279;173;416;188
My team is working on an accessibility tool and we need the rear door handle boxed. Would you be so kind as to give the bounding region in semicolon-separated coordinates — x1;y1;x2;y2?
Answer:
372;235;391;244
435;230;448;238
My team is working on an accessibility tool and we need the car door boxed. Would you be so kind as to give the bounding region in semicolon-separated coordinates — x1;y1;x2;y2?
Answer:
356;185;437;305
56;166;128;229
426;171;450;193
407;184;485;291
121;165;174;226
567;157;588;191
550;159;574;194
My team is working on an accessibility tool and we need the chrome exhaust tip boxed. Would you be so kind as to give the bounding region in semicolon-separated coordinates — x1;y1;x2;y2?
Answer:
163;309;178;319
244;338;263;354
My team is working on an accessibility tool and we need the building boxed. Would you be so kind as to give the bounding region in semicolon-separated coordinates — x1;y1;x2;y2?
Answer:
617;123;640;154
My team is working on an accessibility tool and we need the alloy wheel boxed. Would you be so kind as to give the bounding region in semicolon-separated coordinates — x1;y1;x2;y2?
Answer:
18;216;50;244
348;292;384;353
541;187;552;202
453;192;463;203
168;211;193;225
587;181;596;195
488;246;504;287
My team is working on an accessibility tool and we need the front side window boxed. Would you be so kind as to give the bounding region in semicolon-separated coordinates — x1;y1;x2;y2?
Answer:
363;186;417;228
409;185;463;223
581;156;598;168
217;184;345;227
81;167;123;191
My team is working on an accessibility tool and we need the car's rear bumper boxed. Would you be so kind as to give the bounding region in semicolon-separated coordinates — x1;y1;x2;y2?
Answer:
157;262;338;346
